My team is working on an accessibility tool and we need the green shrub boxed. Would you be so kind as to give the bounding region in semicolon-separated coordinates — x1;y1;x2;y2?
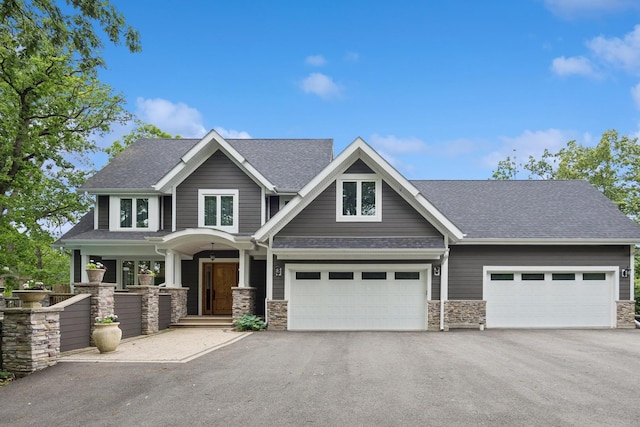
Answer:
234;314;266;331
0;371;15;386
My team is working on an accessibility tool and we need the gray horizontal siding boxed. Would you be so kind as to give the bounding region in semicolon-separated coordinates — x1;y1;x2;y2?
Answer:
98;196;109;229
176;150;262;233
278;181;442;237
345;159;374;174
448;245;631;300
162;196;172;230
59;297;91;352
114;293;143;338
159;294;172;330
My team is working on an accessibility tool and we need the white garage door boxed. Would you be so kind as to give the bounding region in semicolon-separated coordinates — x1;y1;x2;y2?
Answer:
288;265;429;331
484;269;615;328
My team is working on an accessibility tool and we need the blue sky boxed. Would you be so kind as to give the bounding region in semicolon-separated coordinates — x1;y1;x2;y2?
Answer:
95;0;640;179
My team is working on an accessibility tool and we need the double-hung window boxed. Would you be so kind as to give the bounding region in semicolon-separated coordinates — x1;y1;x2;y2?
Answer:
198;189;238;233
336;174;382;221
109;196;158;231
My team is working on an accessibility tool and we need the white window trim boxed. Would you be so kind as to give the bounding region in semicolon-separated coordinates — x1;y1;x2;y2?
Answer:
109;196;159;231
198;189;239;233
336;174;382;222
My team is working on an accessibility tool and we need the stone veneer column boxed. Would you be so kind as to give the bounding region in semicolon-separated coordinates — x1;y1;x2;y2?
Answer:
127;285;159;334
267;300;288;330
232;287;256;322
159;287;189;323
616;300;636;328
445;300;486;329
1;306;63;377
427;301;441;331
74;282;115;345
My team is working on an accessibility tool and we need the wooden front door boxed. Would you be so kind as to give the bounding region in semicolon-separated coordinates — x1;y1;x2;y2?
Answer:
202;262;238;315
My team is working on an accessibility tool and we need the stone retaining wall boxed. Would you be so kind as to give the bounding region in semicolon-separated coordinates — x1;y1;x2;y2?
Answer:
160;287;189;323
267;300;288;330
616;300;636;328
0;307;63;377
128;286;160;334
427;301;441;331
446;300;486;329
232;287;256;322
74;283;116;345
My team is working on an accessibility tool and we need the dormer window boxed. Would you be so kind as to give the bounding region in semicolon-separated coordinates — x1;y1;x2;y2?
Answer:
336;174;382;222
109;196;159;231
198;189;239;233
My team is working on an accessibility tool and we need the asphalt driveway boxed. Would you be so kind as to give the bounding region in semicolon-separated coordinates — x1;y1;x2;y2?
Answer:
1;329;639;426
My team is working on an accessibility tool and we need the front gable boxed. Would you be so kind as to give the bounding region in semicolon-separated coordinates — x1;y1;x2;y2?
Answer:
254;137;464;243
176;150;262;233
154;130;275;194
278;172;443;238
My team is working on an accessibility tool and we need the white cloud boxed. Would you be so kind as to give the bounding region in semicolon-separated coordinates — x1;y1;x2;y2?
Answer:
631;83;640;109
300;73;342;99
550;56;597;77
214;127;252;139
587;25;640;73
305;55;326;66
135;97;207;138
369;134;430;155
483;128;573;169
345;51;360;63
545;0;638;18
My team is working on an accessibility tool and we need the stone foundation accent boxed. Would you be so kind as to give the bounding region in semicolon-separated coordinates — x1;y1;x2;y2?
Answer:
446;300;486;329
0;307;63;377
74;282;116;345
427;301;441;331
160;287;189;323
267;300;288;330
128;286;160;334
616;300;636;328
232;287;256;322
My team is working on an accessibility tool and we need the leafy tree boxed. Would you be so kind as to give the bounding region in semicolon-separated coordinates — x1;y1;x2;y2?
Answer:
0;0;140;280
491;130;640;220
105;120;178;160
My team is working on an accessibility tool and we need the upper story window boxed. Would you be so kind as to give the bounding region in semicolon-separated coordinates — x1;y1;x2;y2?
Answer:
109;196;159;231
198;189;239;233
336;174;382;222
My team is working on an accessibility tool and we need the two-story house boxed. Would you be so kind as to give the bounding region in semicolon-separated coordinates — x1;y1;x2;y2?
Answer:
56;131;640;330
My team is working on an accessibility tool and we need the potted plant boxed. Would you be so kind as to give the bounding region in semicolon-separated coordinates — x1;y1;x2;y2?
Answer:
137;263;155;286
93;314;122;353
13;280;52;308
86;260;106;283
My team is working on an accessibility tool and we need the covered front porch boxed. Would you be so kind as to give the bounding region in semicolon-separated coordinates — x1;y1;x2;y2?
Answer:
149;228;267;318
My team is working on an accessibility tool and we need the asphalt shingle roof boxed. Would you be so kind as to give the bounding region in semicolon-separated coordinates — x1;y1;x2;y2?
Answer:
273;237;445;249
70;137;640;243
81;138;333;192
412;180;640;240
82;138;200;190
229;139;333;191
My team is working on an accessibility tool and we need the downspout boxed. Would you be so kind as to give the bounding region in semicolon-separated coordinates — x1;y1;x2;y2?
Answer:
154;247;168;286
255;238;271;324
440;248;450;331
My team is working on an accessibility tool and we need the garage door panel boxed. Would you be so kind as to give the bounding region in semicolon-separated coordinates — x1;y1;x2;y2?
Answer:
290;267;428;331
485;270;613;328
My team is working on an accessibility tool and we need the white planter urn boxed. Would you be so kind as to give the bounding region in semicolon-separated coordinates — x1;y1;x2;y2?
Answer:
138;273;154;286
86;269;106;283
93;323;122;353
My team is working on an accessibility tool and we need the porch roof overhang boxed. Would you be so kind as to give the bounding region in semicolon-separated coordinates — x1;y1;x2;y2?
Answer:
147;228;255;256
271;236;446;260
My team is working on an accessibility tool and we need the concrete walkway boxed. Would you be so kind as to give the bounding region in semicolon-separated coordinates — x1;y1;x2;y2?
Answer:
60;328;251;363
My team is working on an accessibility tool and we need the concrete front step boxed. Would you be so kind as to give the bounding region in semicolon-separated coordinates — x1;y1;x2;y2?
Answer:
170;316;235;329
